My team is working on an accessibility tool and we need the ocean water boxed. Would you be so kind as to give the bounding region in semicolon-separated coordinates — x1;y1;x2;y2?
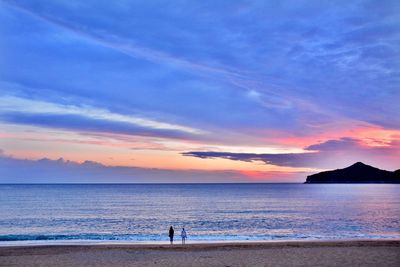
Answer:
0;184;399;243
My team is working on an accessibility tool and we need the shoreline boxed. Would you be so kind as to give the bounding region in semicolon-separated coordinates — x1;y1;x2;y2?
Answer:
1;239;399;266
1;238;400;247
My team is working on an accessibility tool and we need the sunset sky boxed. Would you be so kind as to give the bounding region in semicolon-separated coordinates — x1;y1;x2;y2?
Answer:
1;0;399;183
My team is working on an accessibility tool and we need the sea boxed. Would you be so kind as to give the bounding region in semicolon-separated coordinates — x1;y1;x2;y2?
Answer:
0;184;399;243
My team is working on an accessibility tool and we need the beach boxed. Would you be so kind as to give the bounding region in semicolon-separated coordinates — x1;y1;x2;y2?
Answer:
1;240;399;267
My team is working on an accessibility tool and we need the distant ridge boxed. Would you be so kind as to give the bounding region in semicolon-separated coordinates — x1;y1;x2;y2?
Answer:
305;162;400;184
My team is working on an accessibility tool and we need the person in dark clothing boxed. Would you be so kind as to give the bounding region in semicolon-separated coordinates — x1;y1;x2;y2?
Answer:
168;226;174;244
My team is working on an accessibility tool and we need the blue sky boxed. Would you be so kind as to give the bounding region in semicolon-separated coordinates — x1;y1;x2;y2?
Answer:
0;0;399;182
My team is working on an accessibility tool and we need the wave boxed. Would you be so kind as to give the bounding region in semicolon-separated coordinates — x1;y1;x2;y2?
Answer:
0;234;150;242
1;233;397;242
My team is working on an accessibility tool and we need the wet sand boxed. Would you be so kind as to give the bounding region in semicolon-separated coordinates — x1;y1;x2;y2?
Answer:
0;240;399;267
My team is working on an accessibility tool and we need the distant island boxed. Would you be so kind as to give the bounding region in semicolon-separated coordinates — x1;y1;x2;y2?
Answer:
305;162;400;184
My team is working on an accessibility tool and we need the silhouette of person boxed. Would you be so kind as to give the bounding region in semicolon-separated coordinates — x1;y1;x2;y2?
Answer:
181;228;187;244
169;226;174;244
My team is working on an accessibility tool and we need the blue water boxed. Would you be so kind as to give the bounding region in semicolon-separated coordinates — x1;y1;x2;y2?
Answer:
0;184;399;242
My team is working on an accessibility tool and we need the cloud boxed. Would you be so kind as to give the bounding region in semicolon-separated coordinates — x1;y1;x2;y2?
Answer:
3;0;399;133
183;137;400;170
1;1;245;81
0;96;204;134
183;151;319;168
0;0;399;178
0;95;208;140
0;154;305;183
305;137;361;151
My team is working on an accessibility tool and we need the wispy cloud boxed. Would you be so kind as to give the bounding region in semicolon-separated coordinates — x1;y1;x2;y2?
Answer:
1;0;399;181
2;1;245;79
3;0;399;132
1;0;307;114
183;137;400;170
0;95;206;136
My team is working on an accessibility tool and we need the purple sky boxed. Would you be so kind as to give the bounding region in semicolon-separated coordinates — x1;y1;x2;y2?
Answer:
0;0;399;183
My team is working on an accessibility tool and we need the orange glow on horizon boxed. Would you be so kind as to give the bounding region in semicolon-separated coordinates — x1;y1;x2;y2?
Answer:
268;126;400;149
238;170;306;182
1;122;398;175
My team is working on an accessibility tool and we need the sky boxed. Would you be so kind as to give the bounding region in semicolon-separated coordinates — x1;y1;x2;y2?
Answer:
0;0;399;183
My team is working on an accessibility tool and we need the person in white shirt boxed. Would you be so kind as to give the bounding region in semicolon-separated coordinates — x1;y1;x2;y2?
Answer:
181;228;187;244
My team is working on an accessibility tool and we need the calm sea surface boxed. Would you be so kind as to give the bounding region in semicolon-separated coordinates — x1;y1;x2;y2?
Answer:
0;184;399;242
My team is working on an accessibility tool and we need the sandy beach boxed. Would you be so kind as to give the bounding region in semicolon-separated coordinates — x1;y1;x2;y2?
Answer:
0;240;399;267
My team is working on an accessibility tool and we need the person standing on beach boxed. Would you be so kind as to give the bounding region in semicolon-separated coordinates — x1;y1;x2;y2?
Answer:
181;228;187;244
169;226;174;244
